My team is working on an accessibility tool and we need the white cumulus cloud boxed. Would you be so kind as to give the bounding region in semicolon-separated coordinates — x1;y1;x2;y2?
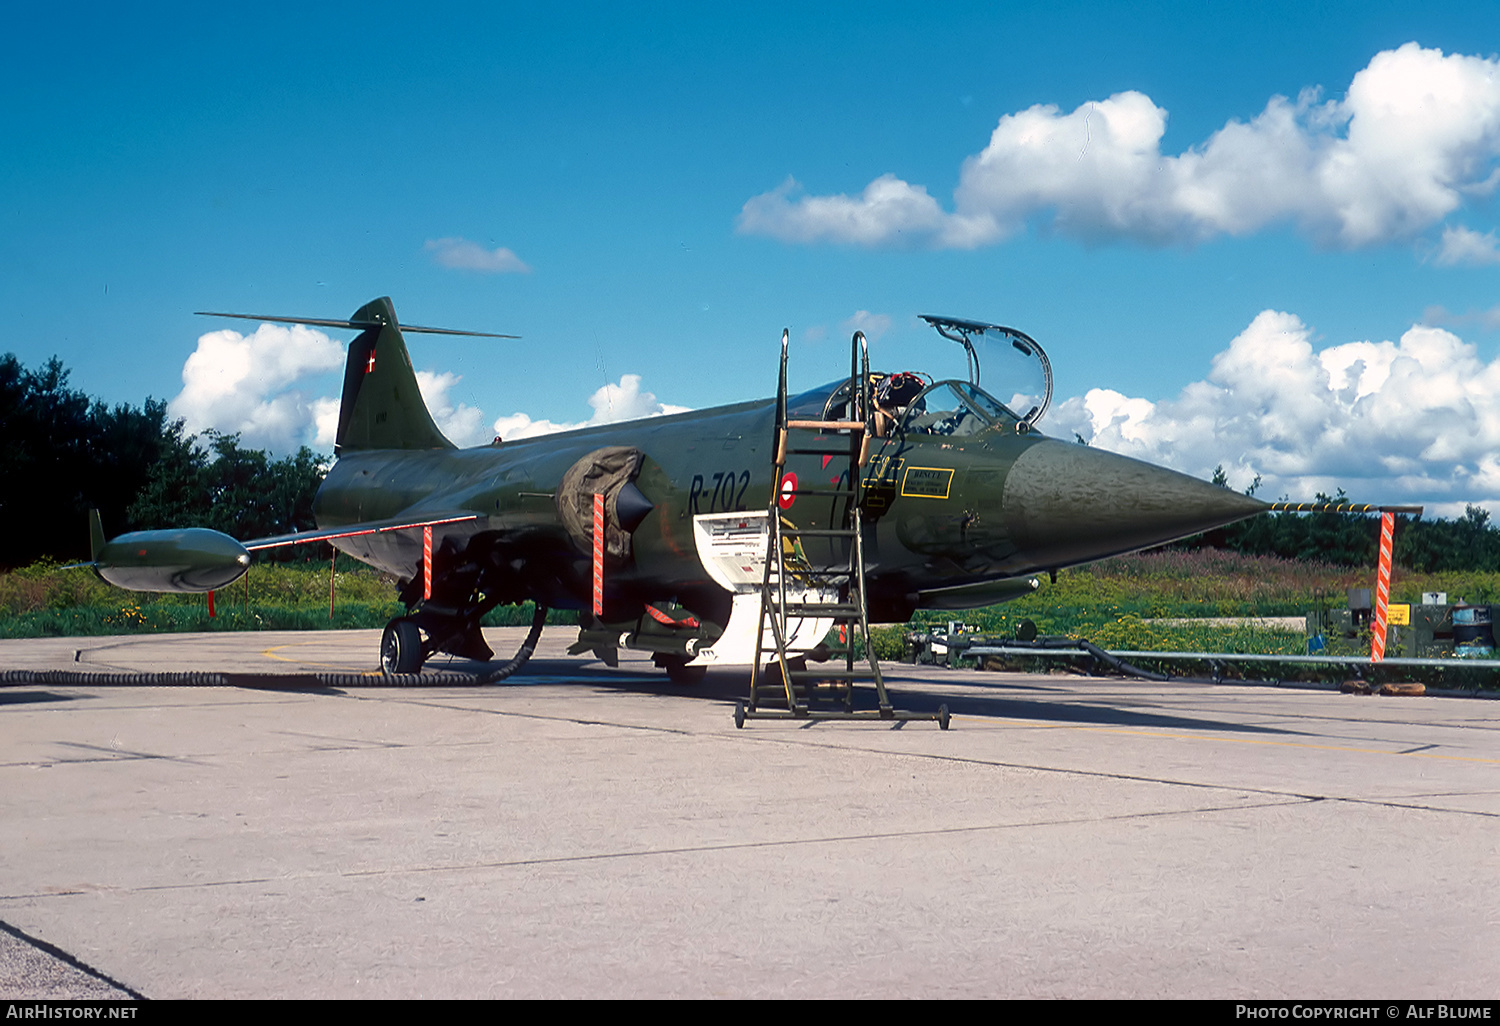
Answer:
1433;224;1500;265
168;324;345;453
841;310;893;342
425;237;532;273
415;370;491;448
740;175;948;248
1049;310;1500;515
739;43;1500;253
172;321;690;456
493;374;690;441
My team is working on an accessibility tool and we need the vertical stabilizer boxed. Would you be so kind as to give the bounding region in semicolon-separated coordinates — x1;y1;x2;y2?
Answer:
335;297;455;453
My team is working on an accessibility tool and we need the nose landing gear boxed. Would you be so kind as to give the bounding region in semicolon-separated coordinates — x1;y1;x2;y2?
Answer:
380;618;424;674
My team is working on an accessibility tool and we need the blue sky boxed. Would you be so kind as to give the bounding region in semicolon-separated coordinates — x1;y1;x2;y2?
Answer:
6;2;1500;514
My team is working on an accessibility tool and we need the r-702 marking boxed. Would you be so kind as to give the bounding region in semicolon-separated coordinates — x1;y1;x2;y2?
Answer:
689;470;751;514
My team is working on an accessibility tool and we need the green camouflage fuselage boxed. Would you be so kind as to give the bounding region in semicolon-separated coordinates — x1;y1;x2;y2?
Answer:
312;384;1261;627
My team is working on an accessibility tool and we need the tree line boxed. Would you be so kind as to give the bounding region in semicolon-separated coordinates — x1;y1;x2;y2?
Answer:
1179;465;1500;572
5;352;1500;573
0;353;327;568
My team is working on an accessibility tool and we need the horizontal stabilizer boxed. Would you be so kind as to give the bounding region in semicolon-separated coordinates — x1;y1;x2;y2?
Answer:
195;310;518;338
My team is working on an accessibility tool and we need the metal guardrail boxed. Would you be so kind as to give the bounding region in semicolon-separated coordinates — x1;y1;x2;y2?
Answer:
964;646;1500;670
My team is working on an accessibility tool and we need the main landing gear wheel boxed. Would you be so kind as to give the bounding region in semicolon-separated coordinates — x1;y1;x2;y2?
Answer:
381;618;424;675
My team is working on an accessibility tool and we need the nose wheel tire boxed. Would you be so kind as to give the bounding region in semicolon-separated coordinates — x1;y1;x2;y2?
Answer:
381;618;425;675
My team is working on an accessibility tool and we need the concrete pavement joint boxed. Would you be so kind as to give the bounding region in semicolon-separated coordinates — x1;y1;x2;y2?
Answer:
338;691;703;737
0;795;1314;902
300;689;1500;811
726;730;1496;813
942;714;1500;764
1323;795;1500;819
51;741;207;765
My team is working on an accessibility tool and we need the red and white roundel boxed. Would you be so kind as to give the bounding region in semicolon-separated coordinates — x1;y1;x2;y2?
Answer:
778;471;798;510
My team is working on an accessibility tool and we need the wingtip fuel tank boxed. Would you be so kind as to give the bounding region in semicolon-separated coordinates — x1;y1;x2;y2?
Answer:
92;528;252;593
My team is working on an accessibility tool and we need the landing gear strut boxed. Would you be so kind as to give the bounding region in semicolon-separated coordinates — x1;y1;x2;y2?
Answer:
379;605;547;682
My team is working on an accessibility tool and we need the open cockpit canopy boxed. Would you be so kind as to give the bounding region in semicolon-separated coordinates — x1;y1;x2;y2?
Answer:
784;315;1054;437
918;315;1052;426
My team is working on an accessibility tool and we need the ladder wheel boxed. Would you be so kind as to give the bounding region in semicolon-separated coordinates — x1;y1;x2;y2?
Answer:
734;701;746;729
938;704;951;731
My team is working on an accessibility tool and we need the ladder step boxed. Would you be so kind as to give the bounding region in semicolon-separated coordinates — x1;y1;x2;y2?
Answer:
753;677;855;690
780;527;857;537
779;603;862;615
786;419;865;432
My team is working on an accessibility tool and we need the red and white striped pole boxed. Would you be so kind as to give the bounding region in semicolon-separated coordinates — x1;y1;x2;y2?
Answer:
592;492;605;618
1370;511;1395;661
423;525;433;601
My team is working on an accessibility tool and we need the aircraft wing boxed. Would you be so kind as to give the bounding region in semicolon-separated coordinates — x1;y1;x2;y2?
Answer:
242;513;482;552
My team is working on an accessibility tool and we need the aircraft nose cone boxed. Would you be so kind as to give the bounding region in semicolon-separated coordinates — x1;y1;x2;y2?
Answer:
1000;439;1267;568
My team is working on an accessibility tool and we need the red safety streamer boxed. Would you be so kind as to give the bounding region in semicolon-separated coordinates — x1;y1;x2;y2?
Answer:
423;525;433;601
592;492;605;617
329;547;336;620
207;590;215;618
1370;511;1395;661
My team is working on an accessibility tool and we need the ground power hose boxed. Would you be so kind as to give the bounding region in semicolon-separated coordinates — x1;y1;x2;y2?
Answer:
1005;636;1171;682
0;606;550;688
475;603;547;684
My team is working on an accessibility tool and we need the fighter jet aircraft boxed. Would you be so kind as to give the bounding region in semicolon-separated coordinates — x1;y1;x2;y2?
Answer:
85;297;1266;679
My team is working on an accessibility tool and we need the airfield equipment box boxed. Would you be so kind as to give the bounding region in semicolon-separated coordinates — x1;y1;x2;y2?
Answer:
1311;601;1500;658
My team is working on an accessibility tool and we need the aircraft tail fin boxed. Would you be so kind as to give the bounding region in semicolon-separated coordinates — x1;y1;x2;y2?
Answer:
333;298;455;453
196;297;517;454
